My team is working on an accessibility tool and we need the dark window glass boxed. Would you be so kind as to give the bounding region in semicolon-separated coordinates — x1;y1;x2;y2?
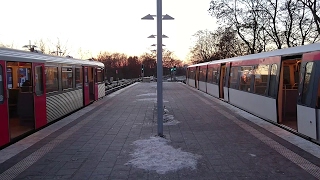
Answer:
316;79;320;108
0;65;3;104
62;67;73;90
75;67;83;88
35;66;43;95
239;66;254;92
212;68;218;84
199;68;207;82
302;62;314;104
45;66;58;93
97;68;104;83
7;67;13;89
254;64;269;95
229;67;239;89
207;68;213;83
189;70;195;80
268;64;278;98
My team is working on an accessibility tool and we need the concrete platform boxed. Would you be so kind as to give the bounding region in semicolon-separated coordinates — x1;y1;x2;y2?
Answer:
0;82;320;180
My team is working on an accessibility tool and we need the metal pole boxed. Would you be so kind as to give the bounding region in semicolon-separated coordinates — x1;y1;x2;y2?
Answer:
156;0;163;136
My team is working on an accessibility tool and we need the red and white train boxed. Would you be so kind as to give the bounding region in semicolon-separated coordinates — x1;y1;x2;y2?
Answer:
0;47;105;148
187;43;320;143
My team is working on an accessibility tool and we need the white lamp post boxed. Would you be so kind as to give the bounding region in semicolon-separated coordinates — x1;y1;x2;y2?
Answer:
141;1;174;137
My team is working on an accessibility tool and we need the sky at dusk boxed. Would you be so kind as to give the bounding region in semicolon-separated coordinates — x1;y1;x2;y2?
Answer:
0;0;216;61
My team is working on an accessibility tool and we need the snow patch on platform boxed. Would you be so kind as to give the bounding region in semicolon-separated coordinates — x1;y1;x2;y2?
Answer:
126;137;201;174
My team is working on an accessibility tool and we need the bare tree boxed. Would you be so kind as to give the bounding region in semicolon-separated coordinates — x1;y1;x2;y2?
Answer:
77;47;92;60
125;56;141;78
189;27;246;64
189;30;217;63
298;0;320;34
0;42;15;48
209;0;265;54
50;38;70;56
34;39;49;54
209;0;319;53
257;0;284;49
140;52;156;77
162;49;182;68
214;27;247;58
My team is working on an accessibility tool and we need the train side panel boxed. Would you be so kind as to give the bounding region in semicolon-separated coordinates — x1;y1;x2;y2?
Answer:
297;105;317;139
207;83;219;98
297;51;320;140
188;79;196;88
198;81;206;93
228;89;278;122
46;89;83;123
223;87;229;101
98;83;105;99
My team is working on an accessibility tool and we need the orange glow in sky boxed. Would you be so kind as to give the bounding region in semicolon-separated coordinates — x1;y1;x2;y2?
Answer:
0;0;216;61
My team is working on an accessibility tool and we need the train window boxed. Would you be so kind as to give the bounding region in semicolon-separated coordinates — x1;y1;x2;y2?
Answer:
239;66;254;92
254;65;270;95
7;67;13;89
35;66;43;96
62;67;73;90
199;68;207;82
84;67;88;84
189;70;195;80
97;68;104;83
268;64;278;98
0;65;3;104
229;67;239;89
212;68;218;84
45;66;58;93
207;67;218;84
75;67;83;88
207;68;213;83
301;62;314;105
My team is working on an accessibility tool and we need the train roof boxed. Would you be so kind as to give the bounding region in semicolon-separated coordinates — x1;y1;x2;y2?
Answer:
0;47;104;67
190;43;320;67
188;62;209;68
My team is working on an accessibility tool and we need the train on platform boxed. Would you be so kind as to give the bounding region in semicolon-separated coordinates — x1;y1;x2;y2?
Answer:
187;43;320;143
0;47;105;148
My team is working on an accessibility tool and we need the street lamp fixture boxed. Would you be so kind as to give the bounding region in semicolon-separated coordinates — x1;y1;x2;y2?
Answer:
151;44;166;46
141;14;174;20
147;34;169;38
51;51;63;56
22;40;37;52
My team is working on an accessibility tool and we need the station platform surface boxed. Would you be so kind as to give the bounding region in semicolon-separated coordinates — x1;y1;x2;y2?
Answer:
1;82;320;180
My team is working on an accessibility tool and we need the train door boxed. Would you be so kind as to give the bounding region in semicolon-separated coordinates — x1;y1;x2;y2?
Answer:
278;58;300;130
223;63;231;102
0;61;9;146
94;67;98;100
33;63;46;129
297;52;320;140
83;66;90;106
88;67;95;102
195;66;199;89
219;64;226;99
6;62;34;139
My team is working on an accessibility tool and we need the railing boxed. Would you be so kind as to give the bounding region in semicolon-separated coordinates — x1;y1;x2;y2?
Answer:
105;78;141;95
